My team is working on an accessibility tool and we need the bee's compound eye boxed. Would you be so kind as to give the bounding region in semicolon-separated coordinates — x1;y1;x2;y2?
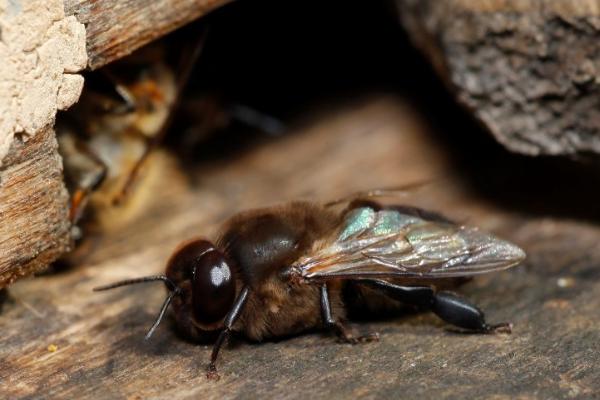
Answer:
166;239;215;283
192;249;237;325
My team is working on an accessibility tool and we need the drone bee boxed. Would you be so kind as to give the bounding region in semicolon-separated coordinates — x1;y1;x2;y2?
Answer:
95;189;525;379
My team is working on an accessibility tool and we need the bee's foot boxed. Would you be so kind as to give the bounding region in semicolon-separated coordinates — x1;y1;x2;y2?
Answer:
206;364;221;381
334;323;379;344
355;332;380;343
484;322;513;334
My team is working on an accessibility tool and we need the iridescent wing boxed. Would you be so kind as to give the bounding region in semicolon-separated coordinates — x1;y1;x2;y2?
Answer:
291;206;525;281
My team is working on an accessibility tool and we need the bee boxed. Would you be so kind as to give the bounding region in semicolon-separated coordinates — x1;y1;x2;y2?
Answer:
58;26;284;244
58;57;176;227
94;188;526;379
57;26;208;244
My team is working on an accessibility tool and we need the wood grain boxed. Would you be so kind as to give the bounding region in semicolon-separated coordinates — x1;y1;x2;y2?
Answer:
0;127;71;289
397;0;600;156
64;0;232;69
1;97;599;398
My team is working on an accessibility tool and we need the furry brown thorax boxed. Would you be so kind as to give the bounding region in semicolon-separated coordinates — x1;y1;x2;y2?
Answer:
166;201;341;342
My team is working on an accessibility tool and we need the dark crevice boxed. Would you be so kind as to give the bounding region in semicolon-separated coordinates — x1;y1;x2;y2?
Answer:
174;0;600;223
64;0;600;224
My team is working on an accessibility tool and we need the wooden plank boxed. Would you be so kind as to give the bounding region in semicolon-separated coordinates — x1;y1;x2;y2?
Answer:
0;0;86;288
396;0;600;155
1;96;599;398
64;0;232;69
0;127;71;289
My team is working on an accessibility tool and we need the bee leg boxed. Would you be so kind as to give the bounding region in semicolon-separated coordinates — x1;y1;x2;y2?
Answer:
361;279;435;307
320;284;379;344
64;139;108;227
111;126;154;206
206;287;250;380
228;103;286;136
364;280;511;334
114;30;208;206
432;291;512;334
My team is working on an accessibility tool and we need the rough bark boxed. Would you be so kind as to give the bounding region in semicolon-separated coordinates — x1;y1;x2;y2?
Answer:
397;0;600;156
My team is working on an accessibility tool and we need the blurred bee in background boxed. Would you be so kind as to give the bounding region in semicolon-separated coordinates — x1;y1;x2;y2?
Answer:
95;186;526;379
57;33;200;242
57;24;286;251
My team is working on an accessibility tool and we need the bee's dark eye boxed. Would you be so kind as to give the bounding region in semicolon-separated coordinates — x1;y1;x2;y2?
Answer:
165;240;237;325
191;248;236;325
166;240;214;283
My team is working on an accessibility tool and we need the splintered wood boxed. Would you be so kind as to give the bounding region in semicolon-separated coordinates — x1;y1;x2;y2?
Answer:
64;0;232;69
1;97;599;398
0;128;71;288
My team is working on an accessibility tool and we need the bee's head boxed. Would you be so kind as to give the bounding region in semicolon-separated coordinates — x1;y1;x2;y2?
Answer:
165;239;237;330
94;239;237;341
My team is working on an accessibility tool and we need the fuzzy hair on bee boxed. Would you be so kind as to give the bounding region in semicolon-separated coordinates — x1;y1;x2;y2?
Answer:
94;187;525;380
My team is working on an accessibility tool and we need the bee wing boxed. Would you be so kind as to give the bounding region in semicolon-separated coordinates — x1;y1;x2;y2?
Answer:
323;180;434;208
293;207;525;281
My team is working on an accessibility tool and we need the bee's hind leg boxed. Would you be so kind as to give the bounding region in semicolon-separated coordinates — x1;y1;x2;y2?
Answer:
363;280;512;334
320;284;380;344
432;291;512;334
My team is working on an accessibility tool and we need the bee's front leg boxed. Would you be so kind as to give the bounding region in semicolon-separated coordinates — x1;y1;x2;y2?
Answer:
206;287;250;380
319;284;379;344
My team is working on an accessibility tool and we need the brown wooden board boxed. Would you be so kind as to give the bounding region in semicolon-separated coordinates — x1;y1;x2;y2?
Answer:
64;0;232;69
0;128;71;289
1;96;599;398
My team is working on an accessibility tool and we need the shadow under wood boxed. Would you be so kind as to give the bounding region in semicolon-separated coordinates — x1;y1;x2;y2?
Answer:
377;5;600;223
0;289;7;313
407;52;600;223
164;0;600;223
165;0;411;165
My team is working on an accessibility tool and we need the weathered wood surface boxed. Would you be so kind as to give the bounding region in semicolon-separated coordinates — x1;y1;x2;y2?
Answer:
397;0;600;156
1;97;600;398
64;0;232;69
0;128;71;289
0;0;85;288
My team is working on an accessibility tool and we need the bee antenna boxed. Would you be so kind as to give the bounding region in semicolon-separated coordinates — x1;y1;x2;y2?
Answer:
93;275;178;292
144;288;182;340
94;275;184;340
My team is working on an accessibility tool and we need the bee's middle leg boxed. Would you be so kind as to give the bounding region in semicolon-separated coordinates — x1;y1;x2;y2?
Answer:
363;280;511;334
320;284;379;344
